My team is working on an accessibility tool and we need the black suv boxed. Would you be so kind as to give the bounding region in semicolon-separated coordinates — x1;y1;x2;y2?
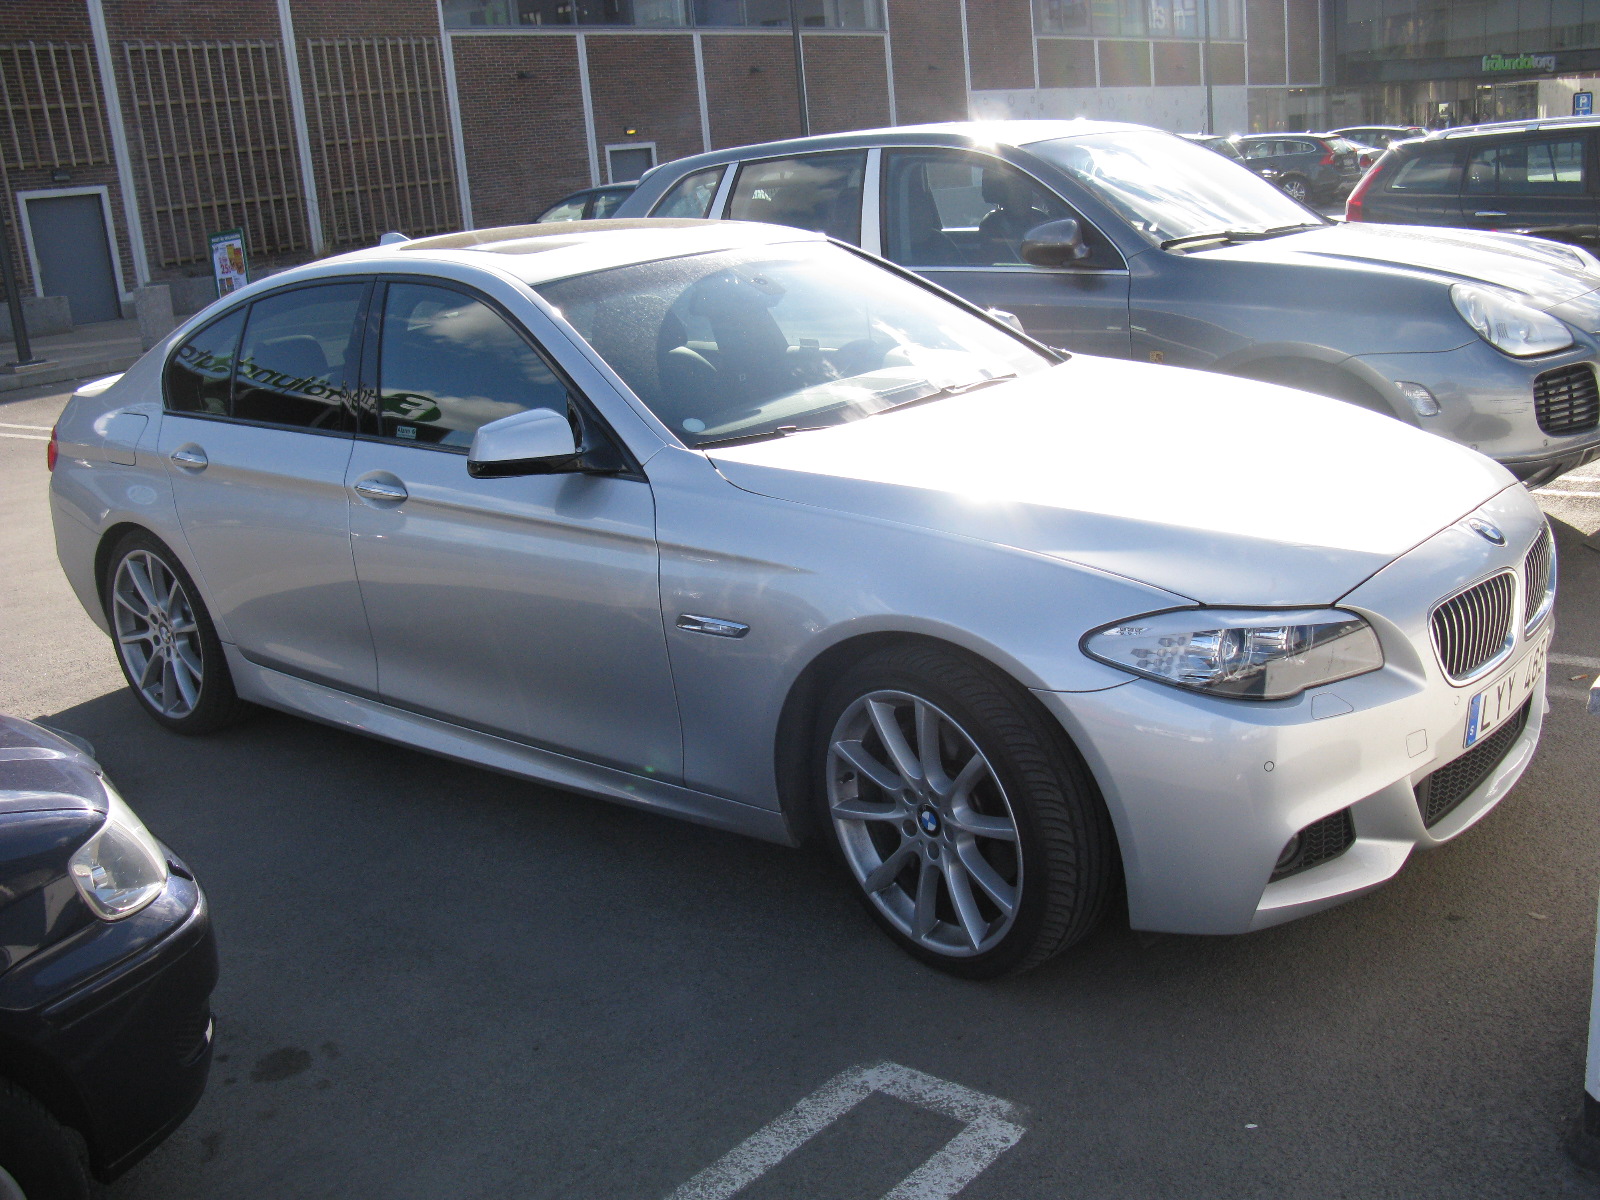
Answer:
1348;116;1600;245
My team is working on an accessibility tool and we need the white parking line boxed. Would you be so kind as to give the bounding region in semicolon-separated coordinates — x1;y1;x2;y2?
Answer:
1552;653;1600;670
1534;489;1600;499
665;1062;1026;1200
0;420;49;431
0;431;48;442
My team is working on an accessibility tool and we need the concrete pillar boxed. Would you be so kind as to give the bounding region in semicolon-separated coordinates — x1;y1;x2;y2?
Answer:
134;284;176;350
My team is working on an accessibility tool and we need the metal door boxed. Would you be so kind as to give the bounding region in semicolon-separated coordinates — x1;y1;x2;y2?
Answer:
25;192;120;323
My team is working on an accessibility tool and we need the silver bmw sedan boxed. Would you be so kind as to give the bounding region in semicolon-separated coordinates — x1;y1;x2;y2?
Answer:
49;220;1553;977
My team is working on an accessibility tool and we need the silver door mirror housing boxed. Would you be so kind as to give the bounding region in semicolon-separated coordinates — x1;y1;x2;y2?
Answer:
467;406;580;478
986;307;1025;333
1020;219;1091;268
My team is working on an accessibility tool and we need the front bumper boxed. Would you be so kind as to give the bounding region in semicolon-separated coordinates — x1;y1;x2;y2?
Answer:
1039;484;1550;936
1354;339;1600;478
0;855;216;1181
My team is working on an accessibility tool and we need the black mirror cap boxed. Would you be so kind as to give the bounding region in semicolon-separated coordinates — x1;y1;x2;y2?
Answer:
466;435;628;480
1020;219;1091;268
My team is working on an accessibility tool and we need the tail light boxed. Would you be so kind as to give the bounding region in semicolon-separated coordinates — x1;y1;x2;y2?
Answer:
46;424;58;472
1319;149;1336;166
1345;153;1391;222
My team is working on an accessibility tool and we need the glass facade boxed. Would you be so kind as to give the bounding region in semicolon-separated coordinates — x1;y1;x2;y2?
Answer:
442;0;883;28
1336;0;1600;63
1032;0;1243;42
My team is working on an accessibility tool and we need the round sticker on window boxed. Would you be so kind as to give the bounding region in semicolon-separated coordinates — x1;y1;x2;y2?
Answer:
682;418;705;433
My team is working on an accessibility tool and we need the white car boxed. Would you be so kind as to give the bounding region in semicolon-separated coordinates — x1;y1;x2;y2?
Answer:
49;220;1553;977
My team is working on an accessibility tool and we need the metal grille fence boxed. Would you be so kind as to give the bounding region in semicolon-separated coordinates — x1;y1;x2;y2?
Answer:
305;37;460;249
0;42;109;170
121;40;309;268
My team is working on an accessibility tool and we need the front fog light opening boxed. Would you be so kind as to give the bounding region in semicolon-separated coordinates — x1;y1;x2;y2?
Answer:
1270;808;1356;882
1397;381;1440;417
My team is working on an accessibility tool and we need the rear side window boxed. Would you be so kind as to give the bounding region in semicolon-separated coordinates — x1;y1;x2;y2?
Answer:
727;152;866;243
233;284;365;430
538;195;586;222
1466;138;1586;196
166;307;245;415
376;282;570;448
1387;148;1459;194
653;166;724;218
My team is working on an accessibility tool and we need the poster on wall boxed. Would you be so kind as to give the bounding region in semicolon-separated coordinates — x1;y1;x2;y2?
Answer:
209;228;249;297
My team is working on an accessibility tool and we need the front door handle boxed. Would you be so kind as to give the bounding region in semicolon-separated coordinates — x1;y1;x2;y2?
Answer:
352;476;408;503
169;446;207;470
1474;211;1508;218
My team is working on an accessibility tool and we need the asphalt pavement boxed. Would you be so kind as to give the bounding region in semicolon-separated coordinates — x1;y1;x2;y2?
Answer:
4;375;1600;1199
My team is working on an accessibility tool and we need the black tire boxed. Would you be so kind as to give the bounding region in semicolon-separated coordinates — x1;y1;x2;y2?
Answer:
101;530;248;735
0;1080;93;1200
814;643;1117;979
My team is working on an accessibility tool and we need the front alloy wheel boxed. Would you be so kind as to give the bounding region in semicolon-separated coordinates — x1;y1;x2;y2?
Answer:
817;644;1116;978
828;690;1022;958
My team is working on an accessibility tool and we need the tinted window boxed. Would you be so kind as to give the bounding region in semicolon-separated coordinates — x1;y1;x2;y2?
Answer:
1243;140;1276;159
1466;138;1586;196
233;284;364;430
165;307;245;415
377;282;569;448
727;152;866;243
653;166;724;218
538;195;587;222
591;189;628;218
883;149;1115;269
1388;148;1458;194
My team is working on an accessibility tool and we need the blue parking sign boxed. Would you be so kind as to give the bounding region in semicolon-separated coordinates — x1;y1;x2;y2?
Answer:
1576;91;1593;116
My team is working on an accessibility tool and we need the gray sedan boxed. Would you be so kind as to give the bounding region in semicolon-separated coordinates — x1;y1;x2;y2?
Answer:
618;120;1600;486
51;221;1552;977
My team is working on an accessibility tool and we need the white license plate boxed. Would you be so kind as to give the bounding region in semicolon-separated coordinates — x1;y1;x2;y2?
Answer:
1464;628;1550;748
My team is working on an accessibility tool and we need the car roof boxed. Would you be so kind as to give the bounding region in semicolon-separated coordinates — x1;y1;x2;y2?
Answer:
283;219;829;289
1430;114;1600;140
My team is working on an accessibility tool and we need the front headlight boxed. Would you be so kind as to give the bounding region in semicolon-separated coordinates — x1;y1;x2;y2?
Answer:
1083;608;1384;700
1450;282;1573;356
68;787;169;921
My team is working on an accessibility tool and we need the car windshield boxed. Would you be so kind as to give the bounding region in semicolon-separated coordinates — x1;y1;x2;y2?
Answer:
1027;130;1327;246
537;242;1051;447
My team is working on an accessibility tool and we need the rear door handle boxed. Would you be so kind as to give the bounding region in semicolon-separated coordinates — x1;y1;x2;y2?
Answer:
352;476;408;503
169;446;207;470
1474;211;1508;218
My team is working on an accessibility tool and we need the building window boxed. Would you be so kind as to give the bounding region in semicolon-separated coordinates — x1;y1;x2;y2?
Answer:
442;0;882;28
1031;0;1239;41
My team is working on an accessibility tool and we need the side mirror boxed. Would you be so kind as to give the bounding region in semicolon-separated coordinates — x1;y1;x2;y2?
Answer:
1019;219;1091;268
467;407;580;478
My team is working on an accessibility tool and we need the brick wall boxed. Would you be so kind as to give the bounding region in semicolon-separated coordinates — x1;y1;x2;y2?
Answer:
4;3;93;39
451;35;590;226
886;0;967;123
804;35;890;134
702;34;804;152
1153;41;1201;87
587;34;702;171
1286;0;1320;85
1037;38;1094;88
1207;41;1246;87
1099;40;1151;88
965;0;1033;91
1246;0;1286;85
287;0;438;38
102;0;278;41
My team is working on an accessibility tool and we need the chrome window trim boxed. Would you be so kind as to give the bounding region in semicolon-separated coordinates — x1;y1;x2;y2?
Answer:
1429;568;1519;686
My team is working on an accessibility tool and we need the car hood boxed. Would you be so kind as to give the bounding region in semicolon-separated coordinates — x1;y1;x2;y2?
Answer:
707;357;1513;606
0;714;106;816
1211;222;1600;309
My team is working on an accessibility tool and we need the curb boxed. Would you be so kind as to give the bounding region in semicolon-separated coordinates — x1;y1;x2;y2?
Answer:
0;353;140;395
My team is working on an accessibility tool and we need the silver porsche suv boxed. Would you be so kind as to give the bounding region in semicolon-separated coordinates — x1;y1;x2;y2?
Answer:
50;220;1553;977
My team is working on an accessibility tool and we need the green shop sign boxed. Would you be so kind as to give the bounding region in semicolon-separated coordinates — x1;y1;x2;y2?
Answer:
1482;52;1557;73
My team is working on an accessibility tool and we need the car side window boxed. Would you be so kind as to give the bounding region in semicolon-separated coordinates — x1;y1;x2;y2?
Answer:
1244;140;1275;159
375;282;570;449
165;306;246;416
1466;138;1586;196
233;284;365;431
538;196;586;222
591;190;627;219
881;148;1119;271
652;166;725;218
727;152;866;243
1387;148;1460;194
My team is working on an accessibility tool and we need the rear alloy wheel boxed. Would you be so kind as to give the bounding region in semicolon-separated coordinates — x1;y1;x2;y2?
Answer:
818;645;1115;978
105;532;246;734
1279;174;1311;203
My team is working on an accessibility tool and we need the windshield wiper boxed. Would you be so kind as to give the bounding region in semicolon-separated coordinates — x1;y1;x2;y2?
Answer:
1159;222;1324;250
872;373;1019;417
692;424;830;450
